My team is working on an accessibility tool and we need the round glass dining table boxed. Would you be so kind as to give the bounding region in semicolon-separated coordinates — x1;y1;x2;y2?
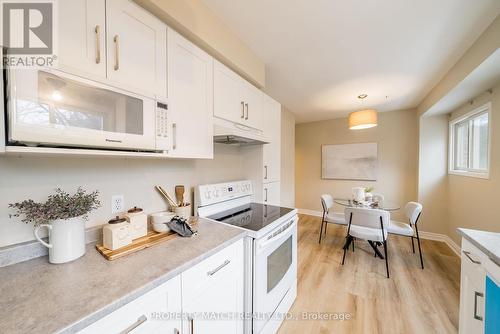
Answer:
334;199;400;211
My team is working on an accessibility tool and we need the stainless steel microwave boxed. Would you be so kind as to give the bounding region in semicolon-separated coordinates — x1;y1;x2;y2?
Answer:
4;68;169;152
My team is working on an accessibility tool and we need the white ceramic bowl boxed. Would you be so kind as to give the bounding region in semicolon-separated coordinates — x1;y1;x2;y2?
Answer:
150;211;175;233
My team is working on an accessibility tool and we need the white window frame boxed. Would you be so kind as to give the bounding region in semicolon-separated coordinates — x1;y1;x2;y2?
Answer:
448;102;491;179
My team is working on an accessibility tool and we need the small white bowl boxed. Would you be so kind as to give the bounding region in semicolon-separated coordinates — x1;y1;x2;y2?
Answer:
150;211;175;233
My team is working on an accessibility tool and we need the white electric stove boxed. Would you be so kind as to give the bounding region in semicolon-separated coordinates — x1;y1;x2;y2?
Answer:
196;180;298;334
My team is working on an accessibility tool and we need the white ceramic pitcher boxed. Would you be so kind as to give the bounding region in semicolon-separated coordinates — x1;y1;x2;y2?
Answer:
34;216;86;264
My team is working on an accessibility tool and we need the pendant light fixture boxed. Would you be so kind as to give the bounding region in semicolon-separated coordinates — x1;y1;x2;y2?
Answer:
348;94;378;130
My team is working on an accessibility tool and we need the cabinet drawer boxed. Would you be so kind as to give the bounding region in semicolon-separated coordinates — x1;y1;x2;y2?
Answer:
182;239;243;303
78;275;181;334
462;238;488;265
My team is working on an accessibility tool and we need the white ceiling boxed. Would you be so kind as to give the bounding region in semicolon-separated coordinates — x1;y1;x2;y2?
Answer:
202;0;500;123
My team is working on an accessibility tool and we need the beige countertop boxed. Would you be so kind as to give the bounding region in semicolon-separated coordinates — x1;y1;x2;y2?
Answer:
0;218;247;334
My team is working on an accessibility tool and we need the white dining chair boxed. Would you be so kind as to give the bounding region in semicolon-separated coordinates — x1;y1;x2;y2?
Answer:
388;202;424;269
342;207;391;278
319;194;346;243
372;193;385;203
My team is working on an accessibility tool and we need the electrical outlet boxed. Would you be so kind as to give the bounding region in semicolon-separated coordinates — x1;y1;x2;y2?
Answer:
111;195;124;214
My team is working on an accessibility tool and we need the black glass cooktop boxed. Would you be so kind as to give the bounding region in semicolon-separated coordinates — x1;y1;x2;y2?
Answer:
207;203;294;232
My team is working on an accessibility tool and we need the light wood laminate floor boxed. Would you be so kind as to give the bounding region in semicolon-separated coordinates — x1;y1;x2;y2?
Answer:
278;214;461;334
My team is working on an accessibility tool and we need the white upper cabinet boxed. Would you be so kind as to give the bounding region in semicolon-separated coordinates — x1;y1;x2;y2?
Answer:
167;28;214;159
263;181;281;206
243;82;264;130
105;0;167;99
263;94;281;183
214;60;263;130
57;0;106;78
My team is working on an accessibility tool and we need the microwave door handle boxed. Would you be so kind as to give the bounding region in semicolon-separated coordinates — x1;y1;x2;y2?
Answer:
172;123;177;150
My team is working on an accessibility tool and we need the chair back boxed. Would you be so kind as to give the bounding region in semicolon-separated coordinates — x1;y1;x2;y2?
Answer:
404;202;423;224
345;207;390;231
372;193;385;203
320;194;334;213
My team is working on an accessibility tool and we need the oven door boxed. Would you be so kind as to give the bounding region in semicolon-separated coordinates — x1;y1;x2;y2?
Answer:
6;68;155;151
253;215;298;333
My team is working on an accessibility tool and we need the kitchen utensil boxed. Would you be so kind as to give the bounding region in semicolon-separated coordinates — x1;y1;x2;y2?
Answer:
167;216;197;237
155;185;178;207
175;185;185;206
103;216;132;251
125;206;147;239
174;203;191;220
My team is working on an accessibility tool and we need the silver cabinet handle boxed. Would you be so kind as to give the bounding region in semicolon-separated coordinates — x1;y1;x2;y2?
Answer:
114;35;120;71
189;316;194;334
474;291;484;321
245;103;249;120
119;315;147;334
172;123;177;150
463;251;481;264
241;101;245;118
207;259;230;276
264;165;268;180
95;25;101;64
264;188;268;202
174;328;180;334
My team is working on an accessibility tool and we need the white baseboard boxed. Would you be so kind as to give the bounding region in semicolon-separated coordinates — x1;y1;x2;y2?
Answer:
297;208;323;217
298;209;461;257
418;231;461;257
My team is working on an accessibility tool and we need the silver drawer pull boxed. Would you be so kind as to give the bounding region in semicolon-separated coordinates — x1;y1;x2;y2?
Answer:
463;251;481;264
119;315;147;334
241;101;245;118
207;259;230;276
474;291;484;321
95;25;101;64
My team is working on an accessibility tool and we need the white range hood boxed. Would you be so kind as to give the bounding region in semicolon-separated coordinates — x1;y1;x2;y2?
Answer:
213;117;268;145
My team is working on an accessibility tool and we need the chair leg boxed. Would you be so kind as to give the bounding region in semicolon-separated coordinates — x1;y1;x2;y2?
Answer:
352;237;355;252
324;221;328;235
383;240;389;278
318;217;325;244
318;212;325;244
411;236;415;253
415;225;424;269
342;236;351;265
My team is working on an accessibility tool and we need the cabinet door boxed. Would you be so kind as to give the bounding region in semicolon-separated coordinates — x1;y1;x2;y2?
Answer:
459;242;485;334
168;29;213;159
243;83;263;130
182;240;244;334
78;275;182;334
106;0;167;98
57;0;106;78
263;181;281;206
214;60;245;124
263;95;281;183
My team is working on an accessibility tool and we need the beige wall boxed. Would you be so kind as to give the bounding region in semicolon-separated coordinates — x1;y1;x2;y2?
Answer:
0;145;245;247
447;83;500;244
134;0;265;87
281;108;295;207
417;114;449;234
295;109;418;221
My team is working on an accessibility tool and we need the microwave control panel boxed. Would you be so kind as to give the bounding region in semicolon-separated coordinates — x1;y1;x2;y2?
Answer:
155;101;170;152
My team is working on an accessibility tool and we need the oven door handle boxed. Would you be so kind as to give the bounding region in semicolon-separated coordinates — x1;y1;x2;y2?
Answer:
258;217;297;251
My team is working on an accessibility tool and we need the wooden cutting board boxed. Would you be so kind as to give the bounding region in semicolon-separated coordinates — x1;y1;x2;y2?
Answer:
96;230;178;261
96;218;198;261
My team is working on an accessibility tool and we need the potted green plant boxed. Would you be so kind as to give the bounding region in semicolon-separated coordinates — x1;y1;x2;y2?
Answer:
9;188;101;264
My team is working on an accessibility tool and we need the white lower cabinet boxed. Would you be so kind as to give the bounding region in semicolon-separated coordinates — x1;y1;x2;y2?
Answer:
78;275;182;334
78;240;244;334
459;238;487;334
182;239;244;334
263;181;281;206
